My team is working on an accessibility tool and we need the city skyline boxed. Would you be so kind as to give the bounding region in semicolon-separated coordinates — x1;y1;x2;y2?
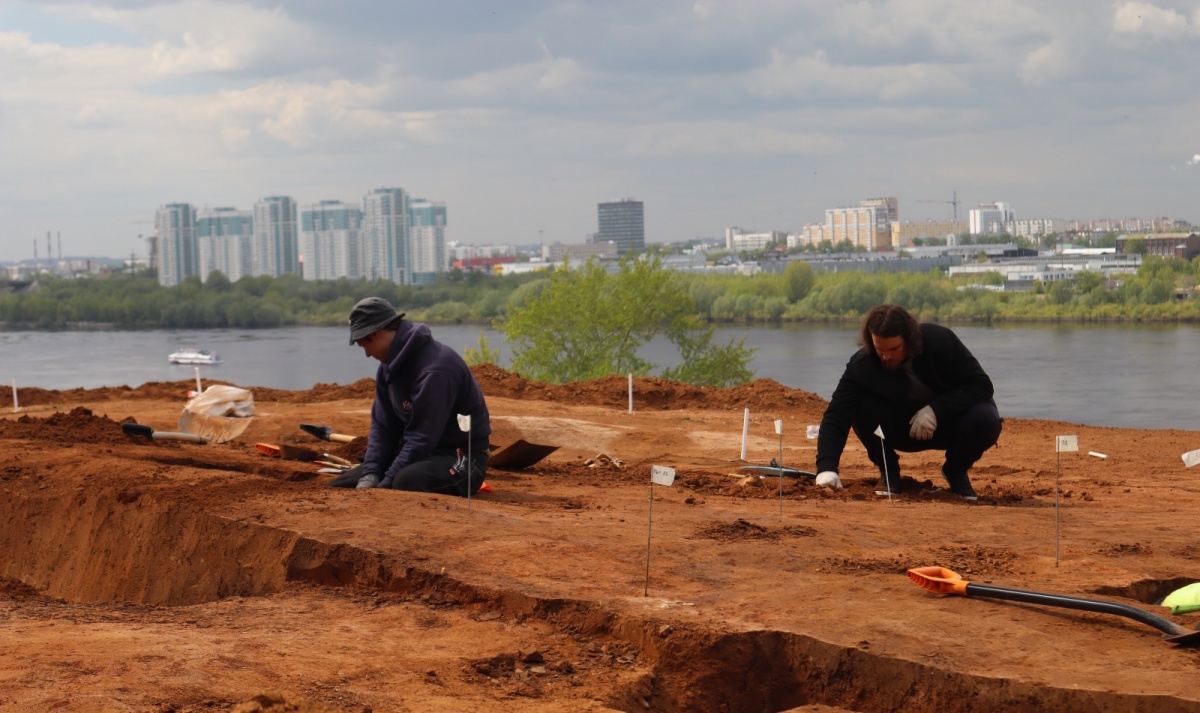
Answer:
2;1;1199;263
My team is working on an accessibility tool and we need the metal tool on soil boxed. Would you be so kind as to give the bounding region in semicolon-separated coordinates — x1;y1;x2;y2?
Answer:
487;439;559;470
122;422;208;444
299;423;357;443
908;566;1200;646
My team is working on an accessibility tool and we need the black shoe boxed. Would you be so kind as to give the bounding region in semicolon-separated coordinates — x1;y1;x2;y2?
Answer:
942;469;978;501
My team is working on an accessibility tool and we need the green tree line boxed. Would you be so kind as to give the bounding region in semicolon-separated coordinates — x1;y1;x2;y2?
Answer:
3;253;1200;330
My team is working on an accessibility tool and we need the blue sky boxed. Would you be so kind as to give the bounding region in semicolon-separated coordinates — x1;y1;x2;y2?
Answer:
2;0;1198;261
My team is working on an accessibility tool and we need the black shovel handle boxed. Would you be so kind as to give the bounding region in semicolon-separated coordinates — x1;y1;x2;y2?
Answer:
122;422;154;439
121;422;207;444
965;583;1191;638
909;565;1200;645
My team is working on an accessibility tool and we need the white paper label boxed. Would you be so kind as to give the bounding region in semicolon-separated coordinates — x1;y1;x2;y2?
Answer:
1056;435;1078;453
806;425;819;439
1183;449;1200;468
651;465;676;486
456;413;471;432
773;419;783;435
874;425;885;439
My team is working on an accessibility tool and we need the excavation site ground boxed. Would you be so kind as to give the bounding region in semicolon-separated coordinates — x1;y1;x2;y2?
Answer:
1;366;1198;712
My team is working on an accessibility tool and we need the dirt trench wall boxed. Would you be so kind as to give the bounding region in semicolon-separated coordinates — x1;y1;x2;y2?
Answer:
0;483;296;605
4;481;1200;713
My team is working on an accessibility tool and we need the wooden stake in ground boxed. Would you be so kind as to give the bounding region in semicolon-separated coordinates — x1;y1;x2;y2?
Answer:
1055;434;1078;566
775;419;784;515
875;425;892;502
740;408;750;461
458;414;473;513
645;465;675;596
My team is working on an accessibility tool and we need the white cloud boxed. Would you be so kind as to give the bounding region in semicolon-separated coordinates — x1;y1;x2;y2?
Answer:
1019;41;1076;86
90;1;322;76
2;0;1200;261
1112;1;1194;40
747;48;969;101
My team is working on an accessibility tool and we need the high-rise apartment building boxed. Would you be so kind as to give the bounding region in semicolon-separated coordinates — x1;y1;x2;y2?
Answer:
969;202;1014;235
300;200;362;281
825;197;896;250
197;207;253;281
252;195;299;277
154;187;447;285
597;199;644;256
860;197;899;224
156;202;198;287
361;187;411;283
409;199;447;284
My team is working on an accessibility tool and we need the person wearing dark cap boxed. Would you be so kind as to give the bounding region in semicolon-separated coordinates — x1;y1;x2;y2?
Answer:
332;297;491;495
813;304;1001;500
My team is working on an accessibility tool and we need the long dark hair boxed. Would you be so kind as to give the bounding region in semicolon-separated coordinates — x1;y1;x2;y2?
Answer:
858;304;923;358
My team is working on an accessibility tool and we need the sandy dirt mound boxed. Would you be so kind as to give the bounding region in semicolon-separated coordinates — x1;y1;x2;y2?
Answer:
1;365;1199;712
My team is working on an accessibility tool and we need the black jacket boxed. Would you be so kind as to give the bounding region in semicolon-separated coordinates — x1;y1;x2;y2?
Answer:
815;323;994;474
361;321;492;481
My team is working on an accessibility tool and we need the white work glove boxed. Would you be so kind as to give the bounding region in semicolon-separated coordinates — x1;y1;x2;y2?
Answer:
815;471;843;489
909;405;937;440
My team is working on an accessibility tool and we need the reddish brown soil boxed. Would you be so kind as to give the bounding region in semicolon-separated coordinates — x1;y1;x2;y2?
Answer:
1;367;1198;712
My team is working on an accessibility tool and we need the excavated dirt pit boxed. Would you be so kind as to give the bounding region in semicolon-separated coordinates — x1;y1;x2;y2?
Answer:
2;370;1200;712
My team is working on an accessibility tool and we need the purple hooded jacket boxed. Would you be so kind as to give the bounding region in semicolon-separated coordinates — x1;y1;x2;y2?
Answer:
361;320;491;482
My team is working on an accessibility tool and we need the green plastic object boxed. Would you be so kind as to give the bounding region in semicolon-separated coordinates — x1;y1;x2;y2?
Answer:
1162;582;1200;615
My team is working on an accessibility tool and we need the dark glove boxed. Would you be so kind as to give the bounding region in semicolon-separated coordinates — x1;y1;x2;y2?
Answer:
356;472;381;489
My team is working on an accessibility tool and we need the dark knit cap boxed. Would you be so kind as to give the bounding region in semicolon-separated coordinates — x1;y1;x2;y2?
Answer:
348;297;405;345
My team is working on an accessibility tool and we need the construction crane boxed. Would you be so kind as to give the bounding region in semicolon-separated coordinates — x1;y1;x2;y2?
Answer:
917;191;959;223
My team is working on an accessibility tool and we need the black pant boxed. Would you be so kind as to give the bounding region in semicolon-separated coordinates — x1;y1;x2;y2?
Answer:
851;397;1002;485
327;452;488;497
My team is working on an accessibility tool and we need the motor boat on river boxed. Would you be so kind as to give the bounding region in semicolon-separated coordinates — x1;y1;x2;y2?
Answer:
168;348;223;365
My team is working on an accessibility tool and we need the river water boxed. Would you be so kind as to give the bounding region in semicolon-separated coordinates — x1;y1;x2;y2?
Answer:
1;323;1196;431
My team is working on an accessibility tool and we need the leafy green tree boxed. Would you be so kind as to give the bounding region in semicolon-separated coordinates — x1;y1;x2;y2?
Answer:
1124;237;1147;255
1047;279;1073;305
206;271;232;292
500;256;756;386
660;323;755;387
1141;276;1174;305
463;331;503;366
783;260;815;302
1073;271;1104;294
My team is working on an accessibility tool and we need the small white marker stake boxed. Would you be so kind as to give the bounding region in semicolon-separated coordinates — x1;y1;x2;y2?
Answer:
1054;434;1077;566
628;374;633;414
1183;449;1200;468
1088;451;1107;460
740;408;750;461
650;464;675;487
874;425;892;502
645;465;675;596
194;367;202;394
774;419;784;515
458;414;473;512
11;379;17;413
